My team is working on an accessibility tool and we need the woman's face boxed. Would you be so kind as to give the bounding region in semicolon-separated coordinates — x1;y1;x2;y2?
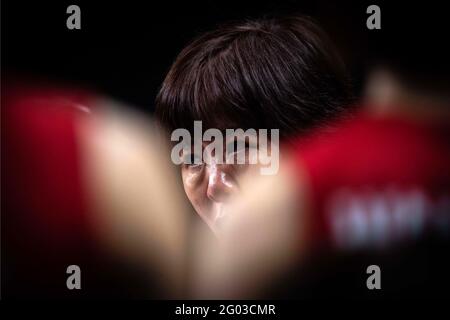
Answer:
180;137;260;233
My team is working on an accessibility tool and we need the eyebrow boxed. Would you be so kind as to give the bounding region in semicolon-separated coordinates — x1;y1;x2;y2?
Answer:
226;139;258;151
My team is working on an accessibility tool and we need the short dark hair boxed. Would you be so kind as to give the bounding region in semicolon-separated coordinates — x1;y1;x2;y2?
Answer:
156;15;353;138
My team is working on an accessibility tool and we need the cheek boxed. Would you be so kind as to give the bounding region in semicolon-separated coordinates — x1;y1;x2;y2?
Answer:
181;168;207;208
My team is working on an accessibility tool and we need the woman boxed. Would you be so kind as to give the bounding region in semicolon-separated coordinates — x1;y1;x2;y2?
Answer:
156;15;353;232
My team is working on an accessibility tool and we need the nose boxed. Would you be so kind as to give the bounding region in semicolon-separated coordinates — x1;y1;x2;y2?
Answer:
206;163;236;203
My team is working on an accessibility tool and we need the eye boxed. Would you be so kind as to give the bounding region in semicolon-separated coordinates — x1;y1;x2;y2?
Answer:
182;153;204;169
227;140;248;154
226;140;257;162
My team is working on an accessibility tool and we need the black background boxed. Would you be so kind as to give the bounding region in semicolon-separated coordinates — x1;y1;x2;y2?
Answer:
2;0;385;112
2;0;450;302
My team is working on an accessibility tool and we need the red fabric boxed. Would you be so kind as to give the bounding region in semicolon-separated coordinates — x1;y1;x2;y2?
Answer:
2;83;96;295
292;110;450;250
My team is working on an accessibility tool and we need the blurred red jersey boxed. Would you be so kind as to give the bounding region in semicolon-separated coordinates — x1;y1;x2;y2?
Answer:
2;83;164;298
293;111;450;250
2;83;98;297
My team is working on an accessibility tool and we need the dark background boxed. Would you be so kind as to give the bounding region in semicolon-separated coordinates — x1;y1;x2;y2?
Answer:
2;0;391;113
2;1;450;300
2;1;446;111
